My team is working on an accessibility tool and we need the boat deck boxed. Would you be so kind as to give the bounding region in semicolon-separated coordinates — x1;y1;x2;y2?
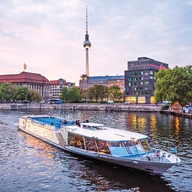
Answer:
32;116;75;130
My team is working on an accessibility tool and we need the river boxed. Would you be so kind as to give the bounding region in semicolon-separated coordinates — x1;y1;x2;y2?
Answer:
0;109;192;192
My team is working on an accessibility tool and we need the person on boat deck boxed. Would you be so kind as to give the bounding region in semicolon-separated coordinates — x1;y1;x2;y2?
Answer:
76;120;80;127
97;141;109;153
63;120;67;124
86;142;96;151
76;140;82;148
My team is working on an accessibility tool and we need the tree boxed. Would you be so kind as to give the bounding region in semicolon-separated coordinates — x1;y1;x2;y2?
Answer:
60;87;82;103
14;86;28;102
88;84;107;101
154;68;170;102
27;89;42;102
0;82;16;102
68;87;82;102
80;89;89;102
154;66;192;106
60;87;69;102
108;85;121;101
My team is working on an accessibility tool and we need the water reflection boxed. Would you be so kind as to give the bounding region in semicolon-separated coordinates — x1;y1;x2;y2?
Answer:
20;131;56;159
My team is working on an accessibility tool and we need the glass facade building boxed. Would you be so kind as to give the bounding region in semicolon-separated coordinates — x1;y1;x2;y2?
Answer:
124;57;169;104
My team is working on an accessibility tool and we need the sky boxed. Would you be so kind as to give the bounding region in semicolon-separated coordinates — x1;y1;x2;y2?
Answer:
1;0;192;85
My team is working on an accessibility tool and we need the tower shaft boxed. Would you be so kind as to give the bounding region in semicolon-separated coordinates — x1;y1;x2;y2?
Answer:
85;48;89;76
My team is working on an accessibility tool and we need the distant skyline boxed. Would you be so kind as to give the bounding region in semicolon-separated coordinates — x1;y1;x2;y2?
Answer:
1;0;192;85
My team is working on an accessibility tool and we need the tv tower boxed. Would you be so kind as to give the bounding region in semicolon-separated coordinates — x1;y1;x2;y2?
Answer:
83;5;91;76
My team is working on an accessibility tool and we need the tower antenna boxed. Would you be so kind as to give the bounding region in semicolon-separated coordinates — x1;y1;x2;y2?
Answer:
86;5;88;34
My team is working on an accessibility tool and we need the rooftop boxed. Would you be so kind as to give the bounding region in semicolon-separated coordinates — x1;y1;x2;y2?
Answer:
0;71;50;84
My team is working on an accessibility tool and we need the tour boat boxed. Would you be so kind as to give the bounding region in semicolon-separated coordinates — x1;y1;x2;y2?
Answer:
17;115;181;175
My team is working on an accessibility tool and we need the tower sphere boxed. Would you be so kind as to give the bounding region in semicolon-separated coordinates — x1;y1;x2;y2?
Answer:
83;40;91;48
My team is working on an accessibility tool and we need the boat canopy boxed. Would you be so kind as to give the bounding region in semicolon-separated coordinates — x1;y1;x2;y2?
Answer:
66;123;148;142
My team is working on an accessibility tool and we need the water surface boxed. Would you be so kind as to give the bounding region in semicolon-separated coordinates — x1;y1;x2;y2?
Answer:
0;109;192;192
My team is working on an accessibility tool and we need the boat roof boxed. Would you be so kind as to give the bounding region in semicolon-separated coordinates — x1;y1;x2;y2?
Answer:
21;115;148;141
66;123;148;141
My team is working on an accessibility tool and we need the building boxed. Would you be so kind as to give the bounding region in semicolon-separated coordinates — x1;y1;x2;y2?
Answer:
49;78;75;99
124;57;169;104
49;78;67;99
79;75;124;91
79;74;89;90
0;71;50;101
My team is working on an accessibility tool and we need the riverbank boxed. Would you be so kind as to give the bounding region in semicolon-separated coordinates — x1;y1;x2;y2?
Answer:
1;103;192;118
0;103;161;112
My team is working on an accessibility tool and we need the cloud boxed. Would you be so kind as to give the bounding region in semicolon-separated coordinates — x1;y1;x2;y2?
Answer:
0;0;192;84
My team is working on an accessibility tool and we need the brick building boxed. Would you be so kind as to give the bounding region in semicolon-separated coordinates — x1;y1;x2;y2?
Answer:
0;71;50;101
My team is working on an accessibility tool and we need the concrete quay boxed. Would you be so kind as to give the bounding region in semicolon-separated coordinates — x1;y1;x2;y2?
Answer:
0;103;162;112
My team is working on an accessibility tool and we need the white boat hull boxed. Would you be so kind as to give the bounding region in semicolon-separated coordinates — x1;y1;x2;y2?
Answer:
17;115;180;175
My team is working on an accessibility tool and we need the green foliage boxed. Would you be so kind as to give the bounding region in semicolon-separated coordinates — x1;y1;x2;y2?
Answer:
27;89;42;102
60;87;82;102
68;87;82;102
154;66;192;106
60;87;69;102
0;82;16;101
0;83;44;103
108;85;121;101
14;86;28;101
88;84;107;101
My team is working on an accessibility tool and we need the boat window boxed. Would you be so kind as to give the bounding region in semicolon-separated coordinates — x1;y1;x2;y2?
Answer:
68;132;75;146
109;140;146;156
134;140;145;154
84;137;97;152
141;139;151;152
108;141;123;147
108;145;128;157
122;141;135;155
96;140;111;154
125;139;146;155
68;133;84;149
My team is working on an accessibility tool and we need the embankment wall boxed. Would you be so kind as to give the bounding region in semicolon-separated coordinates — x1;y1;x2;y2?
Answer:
0;103;161;112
